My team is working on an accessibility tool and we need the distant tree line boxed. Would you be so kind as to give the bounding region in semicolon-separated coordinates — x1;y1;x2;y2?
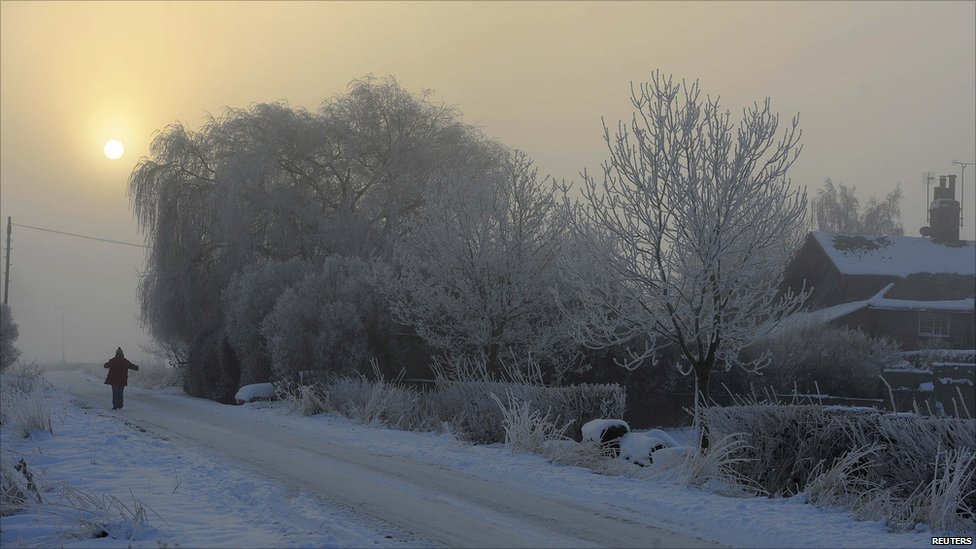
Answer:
812;178;903;236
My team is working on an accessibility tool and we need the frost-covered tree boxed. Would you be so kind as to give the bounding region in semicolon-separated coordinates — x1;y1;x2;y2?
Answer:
129;77;499;395
261;255;375;381
1;304;21;370
562;72;808;447
378;151;574;375
222;258;309;386
813;178;903;236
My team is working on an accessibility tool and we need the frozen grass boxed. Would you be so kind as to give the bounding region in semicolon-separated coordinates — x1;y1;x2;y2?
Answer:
491;391;571;454
907;449;976;533
0;381;54;439
0;372;161;544
805;444;885;512
706;403;976;533
328;376;422;430
1;453;43;516
677;434;765;498
1;362;49;394
275;381;329;416
45;484;162;542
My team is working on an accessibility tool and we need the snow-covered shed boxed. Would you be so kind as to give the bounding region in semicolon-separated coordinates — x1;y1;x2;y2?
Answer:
781;177;975;350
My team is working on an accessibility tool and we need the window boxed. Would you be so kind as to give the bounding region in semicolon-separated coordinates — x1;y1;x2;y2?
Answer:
918;313;950;338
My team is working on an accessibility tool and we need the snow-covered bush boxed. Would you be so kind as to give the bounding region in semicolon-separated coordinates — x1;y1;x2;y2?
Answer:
274;381;329;416
0;366;53;438
706;404;976;531
745;325;898;398
223;258;309;386
0;362;47;395
262;256;374;381
327;376;422;430
429;380;625;444
0;304;21;371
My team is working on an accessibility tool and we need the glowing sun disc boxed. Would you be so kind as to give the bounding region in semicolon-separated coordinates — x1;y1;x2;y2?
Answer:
104;139;124;159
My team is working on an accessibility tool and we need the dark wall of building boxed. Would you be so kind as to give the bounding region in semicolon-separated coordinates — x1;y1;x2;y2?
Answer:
837;308;976;351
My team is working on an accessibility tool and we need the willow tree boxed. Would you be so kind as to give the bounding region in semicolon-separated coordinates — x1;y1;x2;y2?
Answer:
129;77;499;397
563;72;808;448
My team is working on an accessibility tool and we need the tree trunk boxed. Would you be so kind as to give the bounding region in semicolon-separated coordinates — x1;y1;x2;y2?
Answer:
695;365;712;450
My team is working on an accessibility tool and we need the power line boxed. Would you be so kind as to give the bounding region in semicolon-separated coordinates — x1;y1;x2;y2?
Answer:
12;223;147;248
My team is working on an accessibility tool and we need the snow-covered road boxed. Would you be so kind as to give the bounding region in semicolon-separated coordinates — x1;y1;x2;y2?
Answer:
48;369;718;548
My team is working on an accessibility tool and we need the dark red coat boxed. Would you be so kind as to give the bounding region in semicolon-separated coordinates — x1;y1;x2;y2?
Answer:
104;356;139;386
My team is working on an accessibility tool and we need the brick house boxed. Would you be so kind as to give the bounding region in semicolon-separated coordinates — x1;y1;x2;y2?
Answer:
781;175;975;351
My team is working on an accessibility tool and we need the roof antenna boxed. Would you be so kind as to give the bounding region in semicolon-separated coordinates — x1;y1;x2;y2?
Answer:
951;161;974;228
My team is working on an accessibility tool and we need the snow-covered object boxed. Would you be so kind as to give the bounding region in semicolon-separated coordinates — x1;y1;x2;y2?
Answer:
810;232;976;276
618;433;669;467
917;382;935;392
645;446;692;472
581;419;629;444
235;383;275;403
823;405;880;414
642;428;679;449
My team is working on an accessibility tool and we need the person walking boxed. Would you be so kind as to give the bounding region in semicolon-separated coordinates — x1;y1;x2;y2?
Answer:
104;347;139;410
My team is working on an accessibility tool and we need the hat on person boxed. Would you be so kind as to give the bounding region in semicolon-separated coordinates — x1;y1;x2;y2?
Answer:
116;347;124;357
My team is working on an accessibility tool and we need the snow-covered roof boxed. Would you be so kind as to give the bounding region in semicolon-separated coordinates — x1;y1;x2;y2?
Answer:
869;296;975;312
773;282;974;335
810;231;976;277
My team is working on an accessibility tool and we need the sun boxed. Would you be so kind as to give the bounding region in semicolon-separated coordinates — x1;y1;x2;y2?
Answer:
103;139;124;160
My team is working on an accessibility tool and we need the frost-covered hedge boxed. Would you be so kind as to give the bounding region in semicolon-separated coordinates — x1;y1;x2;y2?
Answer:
429;381;625;444
743;325;898;398
705;404;976;531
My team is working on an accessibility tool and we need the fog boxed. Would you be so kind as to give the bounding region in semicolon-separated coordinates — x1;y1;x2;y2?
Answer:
1;1;973;364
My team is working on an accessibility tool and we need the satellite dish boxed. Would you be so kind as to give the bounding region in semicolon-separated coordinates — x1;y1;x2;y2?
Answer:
920;226;932;237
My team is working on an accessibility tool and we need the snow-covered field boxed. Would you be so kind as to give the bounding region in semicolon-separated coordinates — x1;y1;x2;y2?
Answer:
1;366;938;548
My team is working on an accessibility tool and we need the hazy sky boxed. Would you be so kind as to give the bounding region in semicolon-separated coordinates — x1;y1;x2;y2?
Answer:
1;1;974;364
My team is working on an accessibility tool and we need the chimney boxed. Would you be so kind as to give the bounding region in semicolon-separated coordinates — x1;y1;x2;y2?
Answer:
929;175;961;243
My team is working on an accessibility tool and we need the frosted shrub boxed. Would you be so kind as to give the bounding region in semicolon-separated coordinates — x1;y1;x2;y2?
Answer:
429;380;624;444
274;381;329;416
328;376;421;429
491;391;571;454
262;256;373;382
706;404;976;531
223;258;309;386
0;304;21;371
0;387;53;438
1;362;48;395
747;325;897;398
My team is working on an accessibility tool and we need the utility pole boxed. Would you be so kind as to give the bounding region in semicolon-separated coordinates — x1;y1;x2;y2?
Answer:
952;161;975;227
3;216;10;305
58;305;65;364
